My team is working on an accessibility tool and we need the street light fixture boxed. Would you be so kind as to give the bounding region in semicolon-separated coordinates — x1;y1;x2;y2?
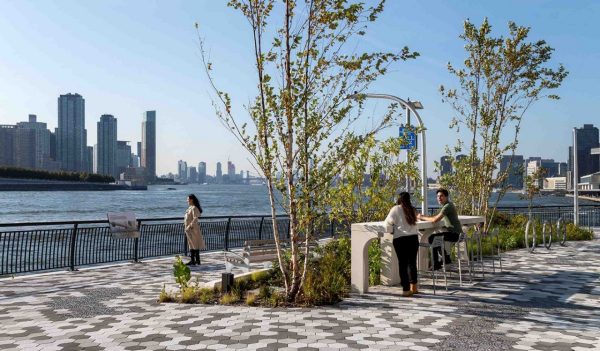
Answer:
348;93;428;214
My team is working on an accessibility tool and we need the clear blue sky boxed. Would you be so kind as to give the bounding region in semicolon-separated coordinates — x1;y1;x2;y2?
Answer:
0;0;598;177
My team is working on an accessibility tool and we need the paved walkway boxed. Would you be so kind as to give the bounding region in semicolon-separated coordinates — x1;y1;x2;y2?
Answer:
1;240;599;351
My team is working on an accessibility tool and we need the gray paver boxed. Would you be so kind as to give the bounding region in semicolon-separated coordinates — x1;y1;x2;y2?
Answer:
0;243;599;350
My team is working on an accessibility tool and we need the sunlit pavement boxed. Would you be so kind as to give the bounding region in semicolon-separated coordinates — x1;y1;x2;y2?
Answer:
0;240;599;351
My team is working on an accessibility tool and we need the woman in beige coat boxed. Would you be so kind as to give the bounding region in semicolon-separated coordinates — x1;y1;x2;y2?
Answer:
184;194;205;265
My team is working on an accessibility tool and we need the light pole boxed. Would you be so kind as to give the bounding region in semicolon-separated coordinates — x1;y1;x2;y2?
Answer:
349;93;428;214
573;128;579;225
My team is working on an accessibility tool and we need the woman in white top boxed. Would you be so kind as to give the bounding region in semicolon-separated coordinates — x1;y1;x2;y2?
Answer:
184;194;206;265
385;192;419;296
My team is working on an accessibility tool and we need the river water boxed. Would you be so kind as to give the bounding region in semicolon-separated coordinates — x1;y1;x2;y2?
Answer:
0;184;595;223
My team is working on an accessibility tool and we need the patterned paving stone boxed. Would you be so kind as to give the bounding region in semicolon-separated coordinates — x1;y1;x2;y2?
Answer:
1;242;600;350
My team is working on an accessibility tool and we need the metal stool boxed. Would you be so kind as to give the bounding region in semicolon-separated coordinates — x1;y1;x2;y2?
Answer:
419;235;448;294
483;227;502;273
447;232;473;286
470;229;485;279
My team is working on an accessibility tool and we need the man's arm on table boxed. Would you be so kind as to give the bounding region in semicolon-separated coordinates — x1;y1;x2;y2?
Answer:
417;212;444;223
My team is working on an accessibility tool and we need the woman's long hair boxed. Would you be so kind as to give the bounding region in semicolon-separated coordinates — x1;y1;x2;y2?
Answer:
188;194;203;214
396;192;416;225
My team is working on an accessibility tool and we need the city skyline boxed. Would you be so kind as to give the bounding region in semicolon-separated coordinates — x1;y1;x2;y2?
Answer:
1;1;599;176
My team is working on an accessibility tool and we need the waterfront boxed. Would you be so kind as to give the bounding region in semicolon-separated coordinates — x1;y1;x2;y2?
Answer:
0;184;597;224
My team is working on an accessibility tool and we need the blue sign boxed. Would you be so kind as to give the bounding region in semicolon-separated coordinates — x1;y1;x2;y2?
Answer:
399;127;417;150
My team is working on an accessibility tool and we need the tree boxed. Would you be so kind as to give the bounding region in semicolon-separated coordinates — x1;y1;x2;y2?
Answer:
522;167;547;216
198;0;418;301
439;18;567;231
328;135;420;226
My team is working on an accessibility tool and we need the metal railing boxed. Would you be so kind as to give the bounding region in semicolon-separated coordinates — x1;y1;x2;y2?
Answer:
426;204;600;229
0;215;347;276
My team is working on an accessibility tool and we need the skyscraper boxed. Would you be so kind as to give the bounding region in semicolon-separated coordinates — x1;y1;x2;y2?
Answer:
569;124;599;183
97;114;118;178
499;155;524;189
116;141;132;178
57;93;86;172
0;125;15;167
178;160;188;181
141;111;156;181
439;156;452;177
198;162;207;184
14;128;35;169
227;161;236;178
216;162;222;183
14;115;53;170
187;166;197;183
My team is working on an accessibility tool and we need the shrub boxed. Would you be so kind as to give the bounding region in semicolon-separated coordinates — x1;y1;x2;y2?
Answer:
158;285;175;303
267;292;285;307
566;223;594;241
173;256;191;289
246;293;257;306
258;285;272;300
220;292;240;305
368;239;381;286
301;236;351;305
181;286;198;304
198;288;216;304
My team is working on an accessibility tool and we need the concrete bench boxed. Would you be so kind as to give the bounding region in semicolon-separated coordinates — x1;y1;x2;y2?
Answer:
223;237;324;273
223;239;286;273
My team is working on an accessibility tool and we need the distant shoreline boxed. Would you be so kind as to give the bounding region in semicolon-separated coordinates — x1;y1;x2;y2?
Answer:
0;178;145;191
565;194;600;203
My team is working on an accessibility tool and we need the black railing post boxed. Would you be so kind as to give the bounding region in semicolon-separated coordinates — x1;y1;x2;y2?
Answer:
225;217;231;251
69;223;78;271
258;217;264;240
134;219;142;263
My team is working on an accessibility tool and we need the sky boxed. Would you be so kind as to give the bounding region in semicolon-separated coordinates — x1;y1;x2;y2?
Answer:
0;0;598;177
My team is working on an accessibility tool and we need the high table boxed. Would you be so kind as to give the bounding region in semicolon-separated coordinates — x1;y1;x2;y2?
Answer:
350;215;484;294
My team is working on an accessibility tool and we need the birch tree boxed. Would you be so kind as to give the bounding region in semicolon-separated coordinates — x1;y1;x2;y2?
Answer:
198;0;417;302
439;18;567;231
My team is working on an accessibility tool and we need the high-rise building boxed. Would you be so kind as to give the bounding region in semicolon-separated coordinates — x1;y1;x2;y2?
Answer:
86;146;93;174
137;142;142;160
14;128;35;169
569;124;599;183
116;141;132;178
178;160;188;181
557;162;568;177
499;155;524;189
216;162;222;183
187;166;197;183
141;111;156;181
0;125;16;167
540;159;559;177
526;159;545;188
57;93;87;172
198;162;207;184
14;115;53;170
439;156;453;177
97;114;118;177
227;161;236;178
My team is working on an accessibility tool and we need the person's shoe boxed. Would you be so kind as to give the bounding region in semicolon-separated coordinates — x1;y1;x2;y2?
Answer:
401;290;414;297
410;283;419;295
432;263;443;271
